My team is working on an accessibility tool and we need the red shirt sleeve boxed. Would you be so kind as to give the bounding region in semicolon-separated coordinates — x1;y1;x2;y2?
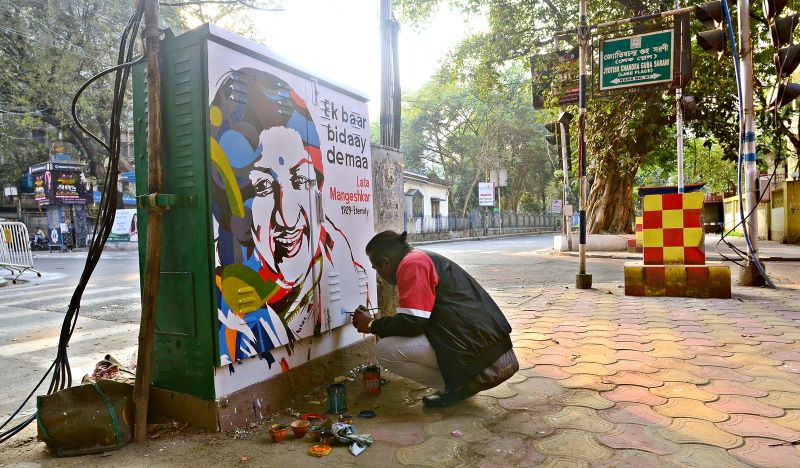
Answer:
396;251;438;315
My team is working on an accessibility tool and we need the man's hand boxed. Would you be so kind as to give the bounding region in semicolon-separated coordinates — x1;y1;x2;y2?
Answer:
351;307;373;334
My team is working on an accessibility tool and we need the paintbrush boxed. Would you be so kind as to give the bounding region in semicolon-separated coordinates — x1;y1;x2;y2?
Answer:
346;307;380;315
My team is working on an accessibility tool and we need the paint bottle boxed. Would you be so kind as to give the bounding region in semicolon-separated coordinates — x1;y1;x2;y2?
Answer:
362;365;381;395
326;383;346;414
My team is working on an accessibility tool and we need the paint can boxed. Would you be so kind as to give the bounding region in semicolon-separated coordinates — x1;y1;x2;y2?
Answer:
362;365;381;395
326;383;346;414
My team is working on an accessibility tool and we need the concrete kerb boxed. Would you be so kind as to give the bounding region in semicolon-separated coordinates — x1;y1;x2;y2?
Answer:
557;249;800;263
411;230;559;246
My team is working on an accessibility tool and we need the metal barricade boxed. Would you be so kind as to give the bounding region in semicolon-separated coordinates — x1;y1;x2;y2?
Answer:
0;222;41;284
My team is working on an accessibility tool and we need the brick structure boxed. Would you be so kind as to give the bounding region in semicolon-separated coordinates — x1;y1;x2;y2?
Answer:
625;191;731;299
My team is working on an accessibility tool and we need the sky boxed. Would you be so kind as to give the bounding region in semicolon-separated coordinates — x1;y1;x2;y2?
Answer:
245;0;487;121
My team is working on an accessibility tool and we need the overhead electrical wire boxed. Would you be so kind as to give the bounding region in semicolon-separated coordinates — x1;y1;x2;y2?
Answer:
0;0;145;444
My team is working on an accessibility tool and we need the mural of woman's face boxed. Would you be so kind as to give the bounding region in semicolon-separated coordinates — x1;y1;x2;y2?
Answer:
249;127;315;284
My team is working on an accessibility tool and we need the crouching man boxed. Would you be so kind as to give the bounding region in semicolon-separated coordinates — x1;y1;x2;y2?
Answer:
351;230;519;408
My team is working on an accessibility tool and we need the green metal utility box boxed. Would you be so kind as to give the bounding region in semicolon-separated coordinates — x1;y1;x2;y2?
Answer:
133;24;377;429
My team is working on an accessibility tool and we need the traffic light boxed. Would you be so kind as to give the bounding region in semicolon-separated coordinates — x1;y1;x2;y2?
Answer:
765;1;800;77
544;114;573;172
694;1;728;58
558;112;573;173
544;122;559;146
767;82;800;109
765;0;800;108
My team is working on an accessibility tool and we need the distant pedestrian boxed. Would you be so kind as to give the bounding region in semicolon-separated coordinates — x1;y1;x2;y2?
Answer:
351;230;518;407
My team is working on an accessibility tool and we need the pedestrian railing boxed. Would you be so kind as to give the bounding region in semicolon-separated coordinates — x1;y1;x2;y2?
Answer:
404;212;561;235
0;222;41;284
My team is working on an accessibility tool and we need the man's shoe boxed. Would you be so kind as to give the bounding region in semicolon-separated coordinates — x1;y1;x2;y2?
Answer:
422;392;462;408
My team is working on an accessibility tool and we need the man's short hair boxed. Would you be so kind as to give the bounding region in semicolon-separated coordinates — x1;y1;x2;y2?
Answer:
366;230;408;256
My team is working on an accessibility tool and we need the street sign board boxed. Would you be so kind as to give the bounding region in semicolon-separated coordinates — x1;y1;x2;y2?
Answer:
531;47;579;109
550;199;562;214
489;168;508;187
600;29;673;91
478;182;495;206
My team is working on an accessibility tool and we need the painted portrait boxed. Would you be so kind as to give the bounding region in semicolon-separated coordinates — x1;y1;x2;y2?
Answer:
209;67;372;367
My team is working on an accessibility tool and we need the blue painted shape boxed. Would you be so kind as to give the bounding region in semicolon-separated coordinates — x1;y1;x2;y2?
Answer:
219;130;257;168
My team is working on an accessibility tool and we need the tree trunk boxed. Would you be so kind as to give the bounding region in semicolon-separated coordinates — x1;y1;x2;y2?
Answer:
586;154;637;234
460;171;481;218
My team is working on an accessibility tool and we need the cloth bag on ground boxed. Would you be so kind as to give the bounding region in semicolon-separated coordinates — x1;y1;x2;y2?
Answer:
36;379;134;456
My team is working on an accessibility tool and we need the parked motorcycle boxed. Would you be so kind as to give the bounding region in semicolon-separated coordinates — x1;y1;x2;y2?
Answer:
29;235;49;251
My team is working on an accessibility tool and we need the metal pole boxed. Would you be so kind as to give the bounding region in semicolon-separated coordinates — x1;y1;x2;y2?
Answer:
134;0;164;443
675;0;684;193
737;0;763;285
576;0;591;289
498;184;502;235
560;123;571;251
379;0;400;148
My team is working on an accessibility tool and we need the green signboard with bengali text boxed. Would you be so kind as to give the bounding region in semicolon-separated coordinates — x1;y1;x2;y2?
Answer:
600;29;673;91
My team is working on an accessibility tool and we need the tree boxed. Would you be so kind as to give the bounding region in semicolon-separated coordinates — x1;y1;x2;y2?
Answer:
0;0;273;187
0;0;133;183
397;0;777;234
401;62;556;216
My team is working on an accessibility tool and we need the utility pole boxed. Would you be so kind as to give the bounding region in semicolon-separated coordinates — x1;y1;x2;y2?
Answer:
560;124;571;251
675;0;684;193
134;0;164;442
380;0;400;148
737;0;764;286
576;0;592;289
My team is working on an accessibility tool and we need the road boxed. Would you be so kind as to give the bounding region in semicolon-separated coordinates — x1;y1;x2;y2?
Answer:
14;233;794;423
419;236;625;290
0;250;142;421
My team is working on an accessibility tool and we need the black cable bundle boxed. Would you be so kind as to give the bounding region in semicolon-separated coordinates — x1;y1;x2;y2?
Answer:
0;0;145;444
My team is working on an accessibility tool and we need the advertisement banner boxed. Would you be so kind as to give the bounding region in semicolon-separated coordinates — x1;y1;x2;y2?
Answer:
31;169;87;205
53;170;85;204
108;209;138;242
478;182;495;206
33;171;51;205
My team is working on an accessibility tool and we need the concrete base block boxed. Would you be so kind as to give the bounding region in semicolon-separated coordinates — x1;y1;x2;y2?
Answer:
575;273;593;289
624;262;731;299
554;234;630;252
737;261;767;287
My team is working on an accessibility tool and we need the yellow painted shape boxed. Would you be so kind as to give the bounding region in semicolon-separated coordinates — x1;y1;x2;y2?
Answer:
663;246;685;264
643;229;663;247
662;209;684;229
643;194;662;212
624;265;644;283
635;216;644;244
210;105;223;127
222;276;263;315
684;227;704;247
210;137;245;218
665;266;687;287
709;266;732;287
683;191;704;210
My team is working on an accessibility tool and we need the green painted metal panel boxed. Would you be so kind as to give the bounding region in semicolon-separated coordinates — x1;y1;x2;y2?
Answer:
133;32;217;400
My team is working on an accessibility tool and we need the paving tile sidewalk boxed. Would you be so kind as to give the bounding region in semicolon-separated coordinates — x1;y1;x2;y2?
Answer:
4;284;800;467
559;235;800;262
